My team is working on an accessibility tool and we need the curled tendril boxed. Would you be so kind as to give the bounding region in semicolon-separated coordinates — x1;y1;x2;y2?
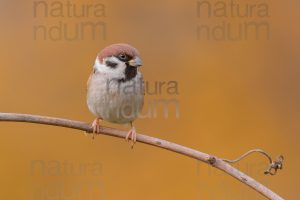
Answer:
221;149;284;176
264;155;284;175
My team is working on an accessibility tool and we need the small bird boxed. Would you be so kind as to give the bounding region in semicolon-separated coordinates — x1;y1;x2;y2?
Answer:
87;43;144;147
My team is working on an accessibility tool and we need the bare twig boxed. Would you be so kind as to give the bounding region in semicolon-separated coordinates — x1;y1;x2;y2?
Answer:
0;112;284;200
222;149;273;164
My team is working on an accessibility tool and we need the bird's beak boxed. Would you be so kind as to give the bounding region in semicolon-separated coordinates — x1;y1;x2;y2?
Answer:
128;56;142;67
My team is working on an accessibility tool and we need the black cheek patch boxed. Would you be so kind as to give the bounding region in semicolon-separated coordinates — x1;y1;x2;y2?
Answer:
106;60;118;68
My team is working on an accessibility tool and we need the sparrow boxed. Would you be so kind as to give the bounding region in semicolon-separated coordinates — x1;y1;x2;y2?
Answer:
87;43;144;147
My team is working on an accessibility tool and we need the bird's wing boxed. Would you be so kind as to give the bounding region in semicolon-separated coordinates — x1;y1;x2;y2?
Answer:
140;73;145;96
86;69;94;91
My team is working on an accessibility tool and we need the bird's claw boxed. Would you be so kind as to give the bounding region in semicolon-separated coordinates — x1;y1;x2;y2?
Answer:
91;118;101;139
126;127;137;148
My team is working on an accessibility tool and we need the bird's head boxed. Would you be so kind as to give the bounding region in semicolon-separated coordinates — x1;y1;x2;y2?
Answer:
94;43;142;81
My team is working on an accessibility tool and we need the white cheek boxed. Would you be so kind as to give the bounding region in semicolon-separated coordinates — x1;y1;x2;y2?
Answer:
94;57;126;79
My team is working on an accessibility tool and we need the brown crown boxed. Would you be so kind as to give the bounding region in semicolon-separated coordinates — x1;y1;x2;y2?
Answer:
97;43;140;63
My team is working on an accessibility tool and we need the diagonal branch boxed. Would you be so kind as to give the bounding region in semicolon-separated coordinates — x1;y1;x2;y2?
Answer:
0;112;284;200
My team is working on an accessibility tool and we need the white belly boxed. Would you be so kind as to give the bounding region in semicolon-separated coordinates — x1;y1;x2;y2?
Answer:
87;72;144;124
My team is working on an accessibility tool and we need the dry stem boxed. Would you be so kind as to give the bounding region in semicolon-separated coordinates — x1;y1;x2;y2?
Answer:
0;112;284;200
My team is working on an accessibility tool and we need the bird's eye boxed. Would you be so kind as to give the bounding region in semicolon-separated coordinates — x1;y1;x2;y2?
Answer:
118;54;128;61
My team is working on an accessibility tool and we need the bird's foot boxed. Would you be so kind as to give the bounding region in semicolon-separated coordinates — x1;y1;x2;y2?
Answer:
126;126;137;148
91;118;101;139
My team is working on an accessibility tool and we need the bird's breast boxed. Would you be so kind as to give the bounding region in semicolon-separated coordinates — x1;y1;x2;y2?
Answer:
87;72;144;124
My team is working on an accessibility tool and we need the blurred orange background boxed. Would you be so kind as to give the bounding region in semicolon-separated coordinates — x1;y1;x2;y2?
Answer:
0;0;299;199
